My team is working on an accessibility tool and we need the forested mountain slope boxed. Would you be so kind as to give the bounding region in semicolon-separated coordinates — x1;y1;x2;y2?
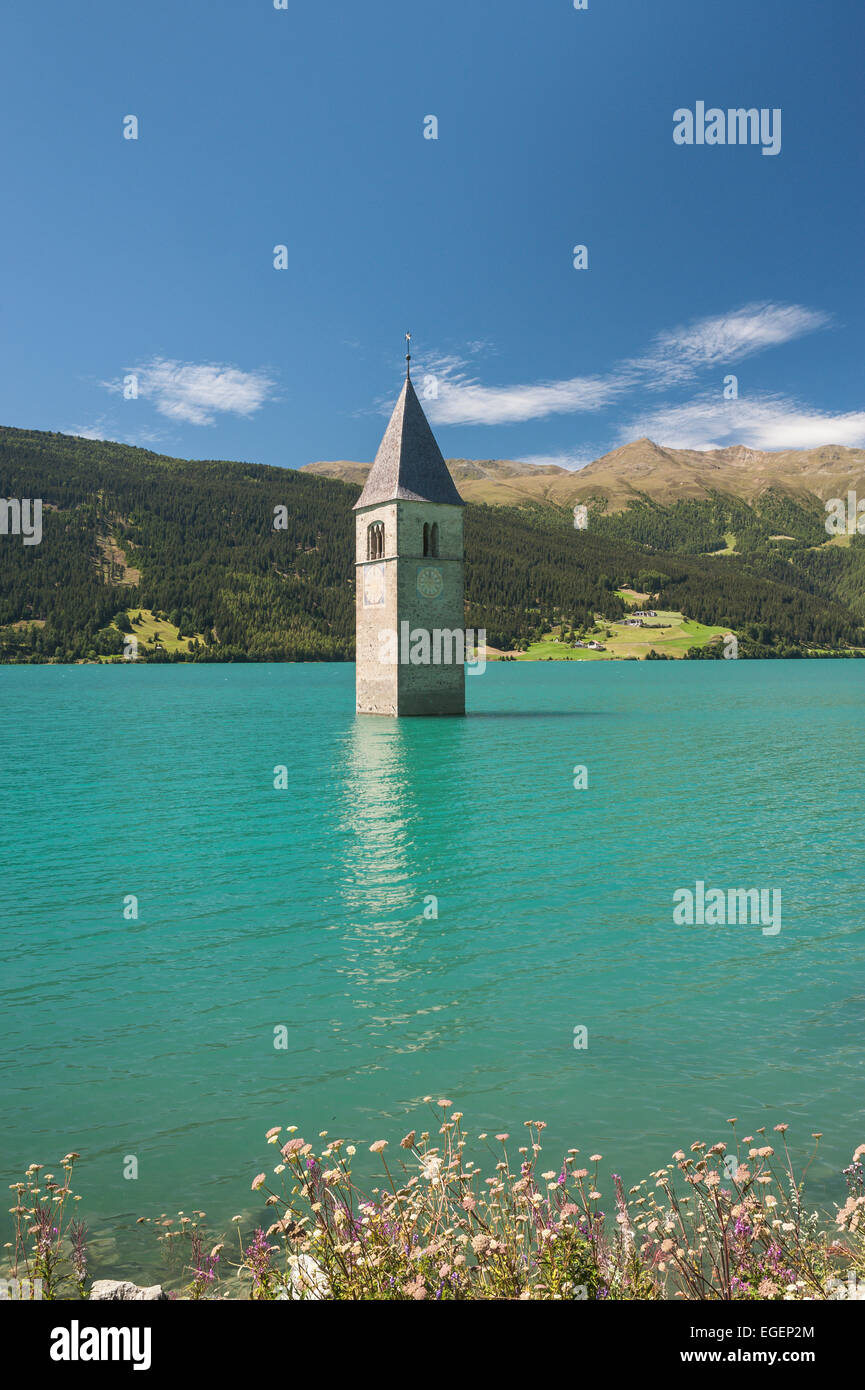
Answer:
1;426;863;661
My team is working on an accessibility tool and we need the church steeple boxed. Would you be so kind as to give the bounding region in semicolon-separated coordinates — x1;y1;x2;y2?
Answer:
354;374;464;510
354;343;466;717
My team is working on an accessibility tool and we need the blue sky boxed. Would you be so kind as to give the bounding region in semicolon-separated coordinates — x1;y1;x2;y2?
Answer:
1;0;862;470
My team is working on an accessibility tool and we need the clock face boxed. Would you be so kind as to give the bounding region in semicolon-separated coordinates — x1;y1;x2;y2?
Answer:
417;565;443;599
363;562;386;608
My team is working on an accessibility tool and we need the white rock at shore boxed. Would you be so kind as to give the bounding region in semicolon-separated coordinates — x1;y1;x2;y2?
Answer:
90;1279;170;1301
279;1254;331;1301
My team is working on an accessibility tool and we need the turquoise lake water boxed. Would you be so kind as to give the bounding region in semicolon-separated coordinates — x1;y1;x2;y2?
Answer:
1;661;863;1272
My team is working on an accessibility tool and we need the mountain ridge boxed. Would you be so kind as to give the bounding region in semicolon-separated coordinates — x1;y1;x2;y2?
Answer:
302;441;865;512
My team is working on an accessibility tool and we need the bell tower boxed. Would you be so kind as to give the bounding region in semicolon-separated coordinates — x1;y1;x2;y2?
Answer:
354;336;466;716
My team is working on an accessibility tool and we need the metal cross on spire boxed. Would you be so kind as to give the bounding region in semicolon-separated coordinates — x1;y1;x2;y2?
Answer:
405;331;411;380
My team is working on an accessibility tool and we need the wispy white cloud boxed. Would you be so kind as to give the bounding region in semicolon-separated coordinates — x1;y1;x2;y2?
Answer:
411;353;627;427
622;392;865;452
67;419;109;441
429;373;625;426
66;417;175;450
629;302;830;388
408;303;831;429
104;358;277;426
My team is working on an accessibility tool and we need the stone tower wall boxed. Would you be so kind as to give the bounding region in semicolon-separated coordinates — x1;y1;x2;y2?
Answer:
355;502;399;716
355;499;465;716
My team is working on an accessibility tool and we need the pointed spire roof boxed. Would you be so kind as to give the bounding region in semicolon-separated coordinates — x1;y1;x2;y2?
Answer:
354;375;465;509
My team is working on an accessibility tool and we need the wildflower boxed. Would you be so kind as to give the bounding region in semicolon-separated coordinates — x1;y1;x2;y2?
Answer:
836;1196;865;1231
369;1140;388;1154
243;1228;276;1292
495;1134;509;1143
281;1138;306;1159
251;1173;267;1191
400;1131;416;1150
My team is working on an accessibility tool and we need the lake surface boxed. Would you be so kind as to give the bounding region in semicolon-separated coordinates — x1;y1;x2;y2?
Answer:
1;661;863;1274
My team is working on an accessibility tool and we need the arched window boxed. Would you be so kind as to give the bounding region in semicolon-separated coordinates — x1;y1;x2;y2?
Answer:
430;523;439;558
422;522;430;556
367;521;384;560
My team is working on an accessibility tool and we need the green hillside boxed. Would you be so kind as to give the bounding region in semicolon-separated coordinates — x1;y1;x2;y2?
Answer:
0;426;863;662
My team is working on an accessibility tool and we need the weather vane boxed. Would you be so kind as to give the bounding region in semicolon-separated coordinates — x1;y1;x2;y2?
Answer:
405;331;411;379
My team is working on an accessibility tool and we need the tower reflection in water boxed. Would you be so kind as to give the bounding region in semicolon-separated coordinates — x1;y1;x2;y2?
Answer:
331;713;473;1037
